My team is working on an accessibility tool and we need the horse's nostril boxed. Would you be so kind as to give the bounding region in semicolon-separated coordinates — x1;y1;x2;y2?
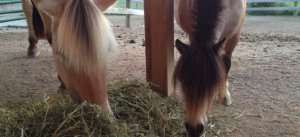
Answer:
196;123;204;136
185;122;204;137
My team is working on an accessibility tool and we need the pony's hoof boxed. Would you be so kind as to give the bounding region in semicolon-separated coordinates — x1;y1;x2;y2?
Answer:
223;97;232;106
27;49;40;58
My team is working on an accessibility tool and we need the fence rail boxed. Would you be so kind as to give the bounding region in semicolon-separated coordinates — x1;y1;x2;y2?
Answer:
246;0;299;16
0;0;145;24
0;0;21;5
247;0;299;3
0;0;299;24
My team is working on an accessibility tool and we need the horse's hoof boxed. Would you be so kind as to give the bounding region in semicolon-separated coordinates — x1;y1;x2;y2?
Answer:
27;49;40;58
223;97;232;106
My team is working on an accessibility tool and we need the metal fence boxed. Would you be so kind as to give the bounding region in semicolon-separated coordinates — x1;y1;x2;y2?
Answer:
0;0;144;24
0;0;299;24
247;0;300;16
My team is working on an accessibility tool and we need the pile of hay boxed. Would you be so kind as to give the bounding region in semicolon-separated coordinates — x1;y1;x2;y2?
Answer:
0;80;187;137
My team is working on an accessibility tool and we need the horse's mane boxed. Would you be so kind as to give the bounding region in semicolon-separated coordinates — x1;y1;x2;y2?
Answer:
56;0;118;74
173;0;226;114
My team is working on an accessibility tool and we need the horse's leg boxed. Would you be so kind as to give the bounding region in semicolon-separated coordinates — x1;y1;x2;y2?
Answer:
36;9;67;91
36;8;52;45
222;33;241;106
42;13;67;91
22;0;39;58
35;9;67;91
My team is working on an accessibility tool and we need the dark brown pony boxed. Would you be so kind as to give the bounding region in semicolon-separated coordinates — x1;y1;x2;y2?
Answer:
174;0;247;136
26;0;118;112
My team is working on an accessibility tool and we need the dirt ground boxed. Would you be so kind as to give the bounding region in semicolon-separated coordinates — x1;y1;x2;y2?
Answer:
0;16;300;137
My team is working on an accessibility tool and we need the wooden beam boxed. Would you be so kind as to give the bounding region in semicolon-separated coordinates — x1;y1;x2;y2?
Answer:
144;0;174;96
126;0;131;28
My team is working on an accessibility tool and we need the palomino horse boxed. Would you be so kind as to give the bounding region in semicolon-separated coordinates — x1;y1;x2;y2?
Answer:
174;0;247;136
21;0;116;57
25;0;118;111
21;0;117;90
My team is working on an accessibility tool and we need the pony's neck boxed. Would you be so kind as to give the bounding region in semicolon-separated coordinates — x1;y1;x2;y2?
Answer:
191;0;226;47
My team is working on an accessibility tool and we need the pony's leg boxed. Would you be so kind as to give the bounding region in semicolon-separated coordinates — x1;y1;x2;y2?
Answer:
22;0;39;58
36;8;52;45
36;9;67;91
35;10;67;91
222;33;241;106
223;80;232;106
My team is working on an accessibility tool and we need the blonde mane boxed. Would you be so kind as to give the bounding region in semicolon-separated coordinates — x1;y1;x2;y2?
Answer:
57;0;118;74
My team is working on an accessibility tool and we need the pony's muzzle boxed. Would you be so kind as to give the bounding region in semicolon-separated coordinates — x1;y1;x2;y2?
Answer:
185;122;204;137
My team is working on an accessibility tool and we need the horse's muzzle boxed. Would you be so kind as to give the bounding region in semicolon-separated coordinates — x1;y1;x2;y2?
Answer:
185;122;204;137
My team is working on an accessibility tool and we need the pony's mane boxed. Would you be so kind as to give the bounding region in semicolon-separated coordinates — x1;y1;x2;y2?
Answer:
57;0;118;74
173;0;226;112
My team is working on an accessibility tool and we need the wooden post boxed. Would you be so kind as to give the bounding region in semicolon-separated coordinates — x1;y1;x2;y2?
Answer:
144;0;174;96
294;1;298;17
126;0;131;28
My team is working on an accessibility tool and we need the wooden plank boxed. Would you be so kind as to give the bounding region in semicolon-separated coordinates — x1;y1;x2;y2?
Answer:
144;0;174;96
126;0;131;28
247;0;300;3
246;7;300;11
294;1;298;17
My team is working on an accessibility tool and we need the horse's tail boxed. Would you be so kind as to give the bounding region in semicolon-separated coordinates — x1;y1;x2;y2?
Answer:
31;0;46;39
173;0;226;123
57;0;118;74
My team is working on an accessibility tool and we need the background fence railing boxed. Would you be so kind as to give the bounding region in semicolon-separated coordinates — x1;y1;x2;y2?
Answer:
0;0;144;24
0;0;299;25
247;0;300;16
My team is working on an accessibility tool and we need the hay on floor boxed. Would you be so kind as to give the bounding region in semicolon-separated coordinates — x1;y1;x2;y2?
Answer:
0;80;187;137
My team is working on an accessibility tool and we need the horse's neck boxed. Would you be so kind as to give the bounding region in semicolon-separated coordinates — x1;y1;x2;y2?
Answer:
175;0;195;36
